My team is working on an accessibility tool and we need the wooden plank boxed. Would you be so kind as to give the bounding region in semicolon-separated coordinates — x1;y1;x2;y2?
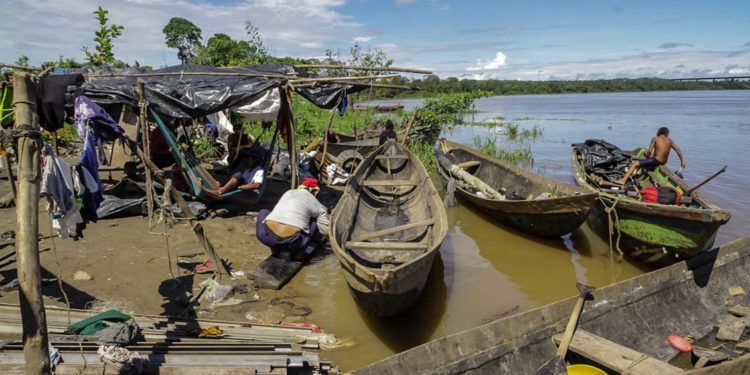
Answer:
729;305;750;317
457;161;480;169
250;255;303;290
716;316;745;341
552;330;681;374
347;242;428;251
363;179;417;187
357;219;435;242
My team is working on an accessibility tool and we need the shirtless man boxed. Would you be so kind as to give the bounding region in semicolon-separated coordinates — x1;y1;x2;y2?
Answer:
616;127;685;185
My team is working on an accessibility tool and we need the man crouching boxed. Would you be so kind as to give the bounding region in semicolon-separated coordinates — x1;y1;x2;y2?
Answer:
256;178;329;261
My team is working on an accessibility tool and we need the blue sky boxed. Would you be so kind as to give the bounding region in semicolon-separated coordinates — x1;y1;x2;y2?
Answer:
2;0;749;80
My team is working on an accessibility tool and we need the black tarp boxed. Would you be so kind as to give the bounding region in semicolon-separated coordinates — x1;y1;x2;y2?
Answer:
61;64;366;119
572;139;632;182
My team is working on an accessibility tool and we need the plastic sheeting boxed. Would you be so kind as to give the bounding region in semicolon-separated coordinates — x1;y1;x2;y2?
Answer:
572;139;632;182
64;63;366;119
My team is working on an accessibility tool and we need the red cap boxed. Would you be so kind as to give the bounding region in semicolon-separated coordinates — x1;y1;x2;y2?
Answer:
301;177;319;188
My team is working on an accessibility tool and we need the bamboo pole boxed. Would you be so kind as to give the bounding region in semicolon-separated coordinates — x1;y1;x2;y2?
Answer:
293;81;418;90
401;106;419;145
12;71;51;375
80;71;398;82
2;152;17;203
295;64;432;74
0;62;43;71
318;107;338;181
289;74;399;83
435;152;505;200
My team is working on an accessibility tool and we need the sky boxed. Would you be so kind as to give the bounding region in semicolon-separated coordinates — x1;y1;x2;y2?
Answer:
2;0;749;80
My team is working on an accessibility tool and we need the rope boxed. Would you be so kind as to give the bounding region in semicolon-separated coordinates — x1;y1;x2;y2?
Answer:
48;216;87;374
599;195;624;262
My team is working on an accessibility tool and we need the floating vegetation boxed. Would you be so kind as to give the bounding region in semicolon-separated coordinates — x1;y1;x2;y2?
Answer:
520;125;544;138
472;135;533;169
494;116;506;121
607;125;613;130
512;116;531;121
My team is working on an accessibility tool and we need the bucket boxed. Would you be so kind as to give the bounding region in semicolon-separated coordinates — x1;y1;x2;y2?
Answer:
567;364;607;375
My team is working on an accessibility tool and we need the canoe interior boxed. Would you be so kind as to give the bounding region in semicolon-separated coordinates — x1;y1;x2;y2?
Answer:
334;142;445;268
444;140;589;200
353;235;750;375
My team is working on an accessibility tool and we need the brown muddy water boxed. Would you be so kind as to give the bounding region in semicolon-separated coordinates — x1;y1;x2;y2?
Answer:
305;90;750;371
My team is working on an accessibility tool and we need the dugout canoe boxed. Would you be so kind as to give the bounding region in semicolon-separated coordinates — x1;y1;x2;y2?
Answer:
571;145;731;266
330;141;448;317
354;234;750;374
436;139;598;237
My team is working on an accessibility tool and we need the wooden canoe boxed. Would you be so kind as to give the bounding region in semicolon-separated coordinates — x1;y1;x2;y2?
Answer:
329;141;448;317
571;146;731;266
436;139;599;237
353;234;750;374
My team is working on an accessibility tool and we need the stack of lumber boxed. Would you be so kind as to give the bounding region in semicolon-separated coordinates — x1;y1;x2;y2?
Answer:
0;303;338;374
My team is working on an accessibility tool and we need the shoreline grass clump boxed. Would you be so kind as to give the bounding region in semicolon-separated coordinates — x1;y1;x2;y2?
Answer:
405;139;437;174
472;135;533;169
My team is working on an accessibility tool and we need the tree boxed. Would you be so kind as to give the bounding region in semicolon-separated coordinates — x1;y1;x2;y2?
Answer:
163;17;202;64
82;6;125;65
14;55;30;67
244;21;270;64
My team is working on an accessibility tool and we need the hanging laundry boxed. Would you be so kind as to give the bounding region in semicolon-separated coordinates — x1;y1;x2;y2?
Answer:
40;144;84;238
37;73;84;132
337;93;348;116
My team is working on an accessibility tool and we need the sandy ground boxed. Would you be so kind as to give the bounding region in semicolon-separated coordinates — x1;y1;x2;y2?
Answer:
0;160;343;328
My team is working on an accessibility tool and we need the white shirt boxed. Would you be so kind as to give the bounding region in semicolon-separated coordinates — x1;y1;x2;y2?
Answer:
265;189;329;235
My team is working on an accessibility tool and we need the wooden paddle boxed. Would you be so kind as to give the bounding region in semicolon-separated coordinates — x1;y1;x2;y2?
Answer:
535;282;596;375
684;165;727;196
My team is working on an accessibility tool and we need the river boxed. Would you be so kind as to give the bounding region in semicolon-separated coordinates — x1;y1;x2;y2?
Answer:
295;90;750;371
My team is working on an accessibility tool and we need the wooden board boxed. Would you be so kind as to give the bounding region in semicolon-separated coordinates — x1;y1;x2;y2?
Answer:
363;179;417;187
356;218;435;242
347;242;428;251
729;305;750;317
552;329;681;375
250;256;303;290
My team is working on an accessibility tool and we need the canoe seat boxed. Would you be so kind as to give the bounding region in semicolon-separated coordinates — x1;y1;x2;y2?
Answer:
552;330;681;375
375;155;409;160
346;241;428;251
357;219;435;242
363;179;418;187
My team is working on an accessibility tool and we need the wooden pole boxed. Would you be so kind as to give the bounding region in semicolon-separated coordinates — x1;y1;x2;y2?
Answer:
12;71;51;374
294;64;433;74
401;106;419;145
318;107;337;181
2;152;17;203
281;87;298;188
435;152;505;200
51;130;58;155
0;62;43;71
125;137;230;278
136;79;156;224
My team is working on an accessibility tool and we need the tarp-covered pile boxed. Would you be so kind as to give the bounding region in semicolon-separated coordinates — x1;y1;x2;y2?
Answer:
572;139;632;182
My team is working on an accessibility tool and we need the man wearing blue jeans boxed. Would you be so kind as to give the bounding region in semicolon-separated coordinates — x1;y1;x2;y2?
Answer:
256;178;329;260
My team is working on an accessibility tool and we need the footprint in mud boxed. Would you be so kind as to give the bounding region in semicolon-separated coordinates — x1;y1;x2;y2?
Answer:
270;296;312;316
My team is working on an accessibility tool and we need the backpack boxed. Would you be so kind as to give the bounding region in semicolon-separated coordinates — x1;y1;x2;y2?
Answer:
639;186;681;205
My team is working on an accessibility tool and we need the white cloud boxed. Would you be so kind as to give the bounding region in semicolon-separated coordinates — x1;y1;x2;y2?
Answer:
1;0;362;67
395;0;419;4
353;36;373;43
467;51;507;71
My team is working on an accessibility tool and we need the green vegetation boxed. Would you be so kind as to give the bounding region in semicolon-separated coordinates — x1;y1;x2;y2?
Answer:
82;6;125;65
40;123;80;148
405;139;437;174
520;125;543;138
405;90;492;135
473;135;533;169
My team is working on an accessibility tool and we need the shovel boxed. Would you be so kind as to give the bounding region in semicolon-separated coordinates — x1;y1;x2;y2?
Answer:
535;282;596;375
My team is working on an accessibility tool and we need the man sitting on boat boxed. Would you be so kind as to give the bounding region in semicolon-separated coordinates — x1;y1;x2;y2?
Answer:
378;120;398;145
204;148;264;196
256;178;329;261
616;127;685;186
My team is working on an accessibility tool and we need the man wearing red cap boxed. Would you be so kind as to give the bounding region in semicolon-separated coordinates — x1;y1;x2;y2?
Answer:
256;178;329;260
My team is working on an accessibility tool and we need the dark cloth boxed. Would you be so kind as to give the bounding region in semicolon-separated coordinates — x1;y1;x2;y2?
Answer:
572;139;633;182
256;209;318;256
151;153;175;169
337;94;348;116
638;158;664;168
327;131;340;143
37;74;84;131
69;310;132;336
227;133;252;161
76;164;102;224
378;129;398;146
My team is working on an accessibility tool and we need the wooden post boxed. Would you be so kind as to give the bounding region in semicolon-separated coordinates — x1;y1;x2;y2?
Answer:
318;108;337;180
136;79;155;223
281;87;298;188
2;152;17;203
51;130;58;155
12;71;51;374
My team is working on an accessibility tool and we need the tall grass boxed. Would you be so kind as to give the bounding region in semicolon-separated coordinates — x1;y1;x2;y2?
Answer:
472;135;533;169
405;139;437;174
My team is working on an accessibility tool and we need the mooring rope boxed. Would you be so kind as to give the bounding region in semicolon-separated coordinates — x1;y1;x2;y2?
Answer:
599;195;624;262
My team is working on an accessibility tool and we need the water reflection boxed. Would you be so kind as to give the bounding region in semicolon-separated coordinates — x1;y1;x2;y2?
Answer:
359;253;447;352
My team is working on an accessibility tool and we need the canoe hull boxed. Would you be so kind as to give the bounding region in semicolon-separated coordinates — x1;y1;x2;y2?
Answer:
571;147;730;267
353;235;750;374
437;139;598;237
330;141;448;317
